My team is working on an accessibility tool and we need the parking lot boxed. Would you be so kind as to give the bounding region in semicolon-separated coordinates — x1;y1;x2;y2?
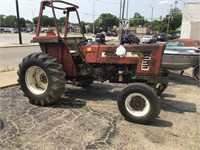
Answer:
0;68;199;150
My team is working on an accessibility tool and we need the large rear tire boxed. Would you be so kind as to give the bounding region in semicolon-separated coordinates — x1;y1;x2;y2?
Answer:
118;83;160;124
17;53;66;106
192;64;199;82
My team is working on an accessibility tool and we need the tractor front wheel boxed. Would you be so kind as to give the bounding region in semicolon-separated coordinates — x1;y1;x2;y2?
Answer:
117;83;160;124
17;53;66;106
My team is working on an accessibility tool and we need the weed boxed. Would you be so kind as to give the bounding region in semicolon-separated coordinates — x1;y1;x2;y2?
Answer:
0;66;15;72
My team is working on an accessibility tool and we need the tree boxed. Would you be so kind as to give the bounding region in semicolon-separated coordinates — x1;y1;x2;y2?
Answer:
94;13;119;32
152;20;162;31
19;17;26;27
129;13;148;26
58;17;66;27
0;15;26;28
160;8;182;33
80;21;86;33
169;8;182;31
0;15;6;27
33;15;55;27
25;19;33;30
4;15;17;27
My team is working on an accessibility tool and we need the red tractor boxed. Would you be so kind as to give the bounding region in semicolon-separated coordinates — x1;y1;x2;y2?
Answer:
18;0;168;124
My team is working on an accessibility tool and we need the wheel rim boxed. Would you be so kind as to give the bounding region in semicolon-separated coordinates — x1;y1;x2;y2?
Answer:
125;93;150;117
25;66;48;95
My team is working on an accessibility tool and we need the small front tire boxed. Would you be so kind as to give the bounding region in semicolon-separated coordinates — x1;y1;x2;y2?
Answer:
118;83;160;124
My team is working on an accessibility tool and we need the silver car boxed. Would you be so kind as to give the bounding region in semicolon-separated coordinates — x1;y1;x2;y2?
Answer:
162;39;200;82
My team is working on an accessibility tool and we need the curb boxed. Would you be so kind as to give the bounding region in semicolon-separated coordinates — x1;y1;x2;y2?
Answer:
0;83;19;89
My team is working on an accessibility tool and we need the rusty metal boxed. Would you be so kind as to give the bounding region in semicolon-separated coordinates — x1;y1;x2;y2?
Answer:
51;2;60;37
64;12;69;38
32;0;167;83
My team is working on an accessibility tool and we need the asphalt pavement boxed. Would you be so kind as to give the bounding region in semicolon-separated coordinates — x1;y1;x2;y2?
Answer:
1;34;200;150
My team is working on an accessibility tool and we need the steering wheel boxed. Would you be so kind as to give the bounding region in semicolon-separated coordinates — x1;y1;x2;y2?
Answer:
78;38;93;46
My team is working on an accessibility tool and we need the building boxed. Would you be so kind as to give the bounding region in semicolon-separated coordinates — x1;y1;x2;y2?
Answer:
128;26;151;38
181;2;200;40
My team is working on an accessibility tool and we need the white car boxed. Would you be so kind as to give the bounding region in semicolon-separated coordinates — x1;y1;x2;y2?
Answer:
141;35;157;43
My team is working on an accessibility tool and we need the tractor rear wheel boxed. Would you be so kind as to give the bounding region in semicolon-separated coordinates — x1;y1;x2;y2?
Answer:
118;83;160;124
192;64;199;82
17;53;66;106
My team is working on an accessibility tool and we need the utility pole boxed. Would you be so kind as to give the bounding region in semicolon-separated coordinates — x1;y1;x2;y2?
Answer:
174;1;178;15
149;5;153;33
15;0;22;44
93;2;95;35
121;0;126;20
167;4;172;34
126;0;129;19
119;0;126;44
149;5;153;23
175;1;178;9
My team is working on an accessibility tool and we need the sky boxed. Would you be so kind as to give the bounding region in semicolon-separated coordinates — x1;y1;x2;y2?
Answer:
0;0;199;23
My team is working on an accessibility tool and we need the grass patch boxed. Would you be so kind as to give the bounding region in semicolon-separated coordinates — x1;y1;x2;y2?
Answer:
0;66;15;72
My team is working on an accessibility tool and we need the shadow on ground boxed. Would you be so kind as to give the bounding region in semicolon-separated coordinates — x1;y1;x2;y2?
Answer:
149;118;173;127
160;97;197;114
62;82;120;102
0;118;4;130
169;72;199;86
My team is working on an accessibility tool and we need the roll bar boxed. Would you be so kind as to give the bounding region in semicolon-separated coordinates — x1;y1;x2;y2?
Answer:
36;0;84;38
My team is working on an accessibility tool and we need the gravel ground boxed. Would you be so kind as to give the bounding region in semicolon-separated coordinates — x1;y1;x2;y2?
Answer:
0;69;200;150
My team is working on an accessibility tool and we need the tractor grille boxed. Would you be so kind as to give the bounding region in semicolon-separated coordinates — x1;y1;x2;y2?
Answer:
141;54;150;70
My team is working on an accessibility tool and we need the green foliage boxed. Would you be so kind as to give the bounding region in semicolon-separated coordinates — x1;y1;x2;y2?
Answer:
33;15;54;27
0;8;182;34
129;13;148;26
94;13;119;32
0;14;27;27
0;15;6;26
153;8;182;33
169;8;182;31
58;17;66;26
4;15;17;27
80;21;86;34
19;17;26;27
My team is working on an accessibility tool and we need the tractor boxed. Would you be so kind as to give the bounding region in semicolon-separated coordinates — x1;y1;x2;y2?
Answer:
17;0;169;124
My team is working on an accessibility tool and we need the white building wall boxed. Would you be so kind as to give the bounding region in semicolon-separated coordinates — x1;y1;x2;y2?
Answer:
181;3;200;40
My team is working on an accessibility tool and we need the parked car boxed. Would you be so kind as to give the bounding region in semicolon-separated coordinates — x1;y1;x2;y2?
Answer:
157;33;169;41
162;39;200;82
95;33;106;44
170;34;179;39
122;34;140;44
141;35;157;43
106;31;117;37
